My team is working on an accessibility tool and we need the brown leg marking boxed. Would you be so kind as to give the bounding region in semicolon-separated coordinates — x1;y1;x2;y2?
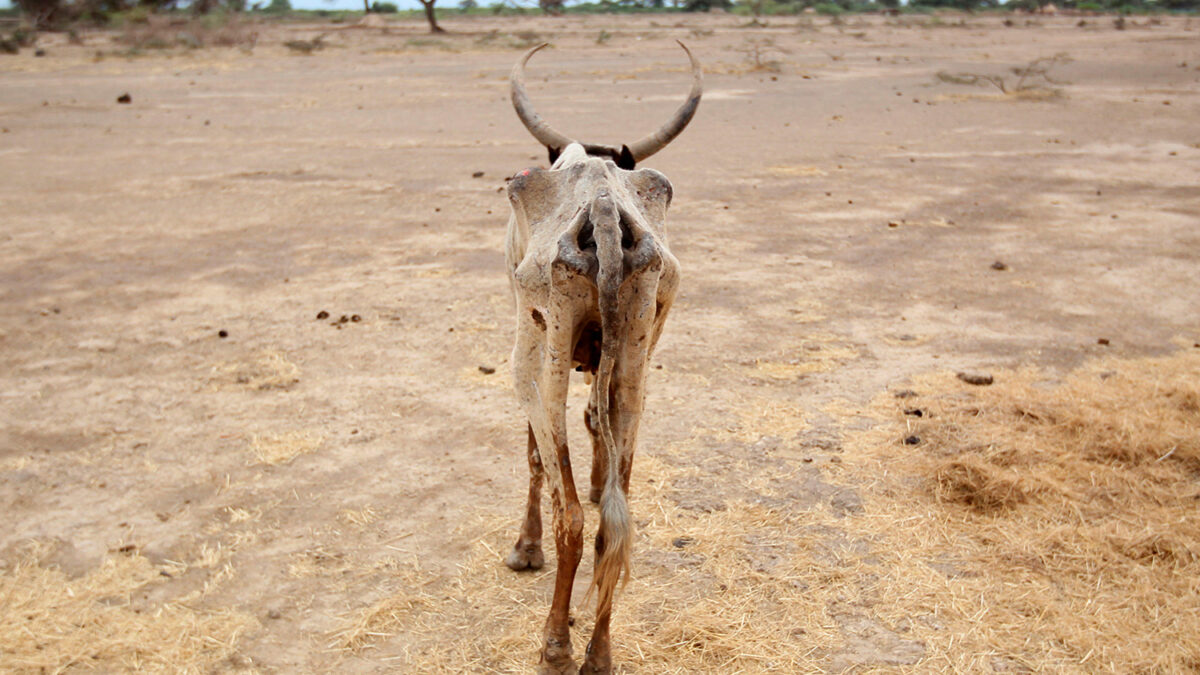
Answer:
585;392;605;505
507;424;545;571
539;447;584;675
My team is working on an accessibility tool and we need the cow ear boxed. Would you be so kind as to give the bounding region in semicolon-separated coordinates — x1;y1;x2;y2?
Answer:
507;167;561;226
630;168;673;212
547;146;561;166
617;145;636;171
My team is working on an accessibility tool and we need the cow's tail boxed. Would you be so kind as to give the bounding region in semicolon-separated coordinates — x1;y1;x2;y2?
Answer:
588;192;632;614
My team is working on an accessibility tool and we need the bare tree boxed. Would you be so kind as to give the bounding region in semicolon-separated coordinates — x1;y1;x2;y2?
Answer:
419;0;445;32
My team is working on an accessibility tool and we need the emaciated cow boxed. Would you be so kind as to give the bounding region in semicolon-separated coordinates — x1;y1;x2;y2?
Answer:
502;42;702;674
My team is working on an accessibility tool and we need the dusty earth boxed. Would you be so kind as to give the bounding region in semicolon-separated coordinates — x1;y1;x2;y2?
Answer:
2;10;1199;673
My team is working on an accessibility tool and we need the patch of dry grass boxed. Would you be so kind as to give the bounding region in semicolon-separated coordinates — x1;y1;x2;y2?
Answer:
248;430;323;465
218;350;300;391
0;544;257;674
330;451;864;673
847;349;1200;672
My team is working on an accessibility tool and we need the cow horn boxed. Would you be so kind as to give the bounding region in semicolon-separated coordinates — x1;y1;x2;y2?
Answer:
510;41;703;163
627;41;703;163
511;43;574;152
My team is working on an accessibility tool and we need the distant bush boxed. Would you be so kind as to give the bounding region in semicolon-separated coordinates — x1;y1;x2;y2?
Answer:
682;0;733;10
813;2;843;14
263;0;291;13
371;1;398;11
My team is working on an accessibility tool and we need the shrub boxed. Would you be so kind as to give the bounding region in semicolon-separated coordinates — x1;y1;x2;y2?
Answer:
813;1;843;13
371;1;398;11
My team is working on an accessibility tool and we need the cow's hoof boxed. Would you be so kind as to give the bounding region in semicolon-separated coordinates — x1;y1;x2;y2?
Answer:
588;487;603;504
505;544;544;571
538;638;578;675
537;659;578;675
580;640;611;674
579;660;611;675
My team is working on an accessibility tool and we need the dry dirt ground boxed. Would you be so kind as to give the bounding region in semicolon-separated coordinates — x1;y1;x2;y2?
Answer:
2;11;1199;673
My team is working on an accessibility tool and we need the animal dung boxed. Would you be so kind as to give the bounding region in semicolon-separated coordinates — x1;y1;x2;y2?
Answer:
957;372;994;386
116;93;132;104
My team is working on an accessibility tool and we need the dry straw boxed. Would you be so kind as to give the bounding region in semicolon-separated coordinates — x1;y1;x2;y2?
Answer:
7;350;1195;672
847;348;1200;672
333;349;1200;672
0;543;257;674
216;350;300;391
248;429;324;465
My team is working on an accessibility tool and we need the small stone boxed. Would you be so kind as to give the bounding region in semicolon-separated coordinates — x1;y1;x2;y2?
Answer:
218;330;228;338
991;261;1008;271
117;93;132;104
903;435;921;445
957;372;994;386
34;48;46;57
472;171;484;178
478;365;496;375
1097;338;1110;346
893;389;918;399
267;609;282;620
350;314;362;322
316;310;329;320
904;408;924;417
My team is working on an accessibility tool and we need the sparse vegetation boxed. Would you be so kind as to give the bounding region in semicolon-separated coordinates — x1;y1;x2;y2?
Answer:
737;36;787;72
937;52;1072;98
114;13;258;50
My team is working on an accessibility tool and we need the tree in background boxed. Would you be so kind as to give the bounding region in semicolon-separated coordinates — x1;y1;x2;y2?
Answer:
419;0;445;31
681;0;731;10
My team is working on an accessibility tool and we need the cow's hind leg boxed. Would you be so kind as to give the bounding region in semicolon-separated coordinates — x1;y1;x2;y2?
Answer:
506;424;545;571
541;476;584;675
511;300;585;674
583;270;662;675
